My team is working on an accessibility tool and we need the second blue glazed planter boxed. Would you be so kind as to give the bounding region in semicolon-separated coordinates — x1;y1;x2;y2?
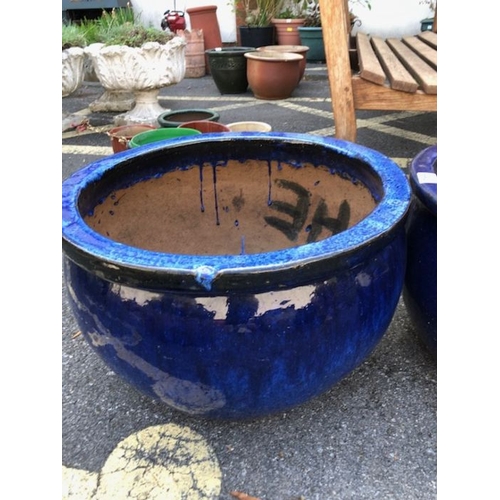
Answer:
403;145;437;356
62;132;411;419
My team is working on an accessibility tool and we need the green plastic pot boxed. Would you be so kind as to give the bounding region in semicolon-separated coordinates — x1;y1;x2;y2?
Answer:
129;128;201;148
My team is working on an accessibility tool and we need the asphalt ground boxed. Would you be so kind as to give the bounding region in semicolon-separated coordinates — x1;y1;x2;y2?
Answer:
62;64;437;500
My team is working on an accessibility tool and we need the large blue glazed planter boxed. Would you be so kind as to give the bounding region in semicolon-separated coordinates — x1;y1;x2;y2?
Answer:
62;132;411;419
403;145;437;356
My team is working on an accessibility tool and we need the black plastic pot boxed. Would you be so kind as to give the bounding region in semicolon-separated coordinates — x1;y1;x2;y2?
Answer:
239;25;276;48
157;109;220;128
206;47;256;94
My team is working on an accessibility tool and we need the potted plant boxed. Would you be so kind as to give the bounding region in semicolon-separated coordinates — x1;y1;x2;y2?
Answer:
297;0;324;62
271;0;307;45
62;23;88;131
236;0;284;47
84;8;187;126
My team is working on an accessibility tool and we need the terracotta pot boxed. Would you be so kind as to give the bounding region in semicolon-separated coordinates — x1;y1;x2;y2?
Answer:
271;18;306;46
62;132;411;419
245;50;302;100
257;45;309;81
178;120;230;133
186;5;222;73
108;124;156;153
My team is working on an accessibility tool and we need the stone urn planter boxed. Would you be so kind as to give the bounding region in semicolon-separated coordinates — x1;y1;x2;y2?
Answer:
62;47;85;97
84;37;186;127
62;132;411;419
245;50;302;100
62;47;87;131
403;145;437;356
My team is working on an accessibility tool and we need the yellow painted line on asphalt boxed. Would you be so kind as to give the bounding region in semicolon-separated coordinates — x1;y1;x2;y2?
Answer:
62;423;222;500
62;145;112;155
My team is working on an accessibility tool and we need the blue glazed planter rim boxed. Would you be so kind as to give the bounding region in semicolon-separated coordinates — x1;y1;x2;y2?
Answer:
409;145;437;215
62;132;411;292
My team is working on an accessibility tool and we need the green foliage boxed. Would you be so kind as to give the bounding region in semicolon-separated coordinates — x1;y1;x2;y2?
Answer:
98;24;173;47
275;0;307;18
300;0;372;28
239;0;285;26
62;24;87;50
62;6;174;48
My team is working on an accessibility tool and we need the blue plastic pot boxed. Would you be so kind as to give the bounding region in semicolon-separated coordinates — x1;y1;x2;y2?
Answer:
62;132;411;419
403;145;437;356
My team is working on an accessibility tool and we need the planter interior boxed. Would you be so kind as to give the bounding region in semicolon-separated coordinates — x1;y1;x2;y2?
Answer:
158;109;220;128
62;132;411;419
226;121;272;132
178;120;230;133
129;127;201;148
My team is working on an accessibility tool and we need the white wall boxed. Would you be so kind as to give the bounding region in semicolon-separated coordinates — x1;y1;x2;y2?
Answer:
132;0;435;44
133;0;237;43
350;0;434;38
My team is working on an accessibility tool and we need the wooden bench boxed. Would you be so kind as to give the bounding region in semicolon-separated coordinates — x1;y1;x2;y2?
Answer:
319;0;437;142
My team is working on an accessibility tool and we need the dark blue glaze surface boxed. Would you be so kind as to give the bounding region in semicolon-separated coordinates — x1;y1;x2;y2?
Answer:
62;132;411;419
403;145;437;356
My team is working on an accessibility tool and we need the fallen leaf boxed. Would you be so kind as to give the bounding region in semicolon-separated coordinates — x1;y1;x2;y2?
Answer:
230;491;261;500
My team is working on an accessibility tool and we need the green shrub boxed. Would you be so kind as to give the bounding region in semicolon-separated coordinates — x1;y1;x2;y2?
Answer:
62;24;87;50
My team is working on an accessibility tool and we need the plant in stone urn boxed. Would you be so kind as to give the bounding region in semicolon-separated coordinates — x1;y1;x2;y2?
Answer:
84;9;186;126
62;24;86;98
62;23;87;131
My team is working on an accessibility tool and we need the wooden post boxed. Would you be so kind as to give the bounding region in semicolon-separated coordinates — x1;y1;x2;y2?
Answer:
319;0;357;142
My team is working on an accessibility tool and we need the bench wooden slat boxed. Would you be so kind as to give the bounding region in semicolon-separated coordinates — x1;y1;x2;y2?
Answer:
386;38;437;94
352;76;437;111
356;32;386;85
371;36;419;93
417;30;437;49
402;36;437;70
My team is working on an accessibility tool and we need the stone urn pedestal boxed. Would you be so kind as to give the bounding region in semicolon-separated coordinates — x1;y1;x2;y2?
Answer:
85;37;186;127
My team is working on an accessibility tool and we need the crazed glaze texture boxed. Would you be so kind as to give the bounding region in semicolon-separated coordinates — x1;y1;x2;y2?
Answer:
62;132;411;419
